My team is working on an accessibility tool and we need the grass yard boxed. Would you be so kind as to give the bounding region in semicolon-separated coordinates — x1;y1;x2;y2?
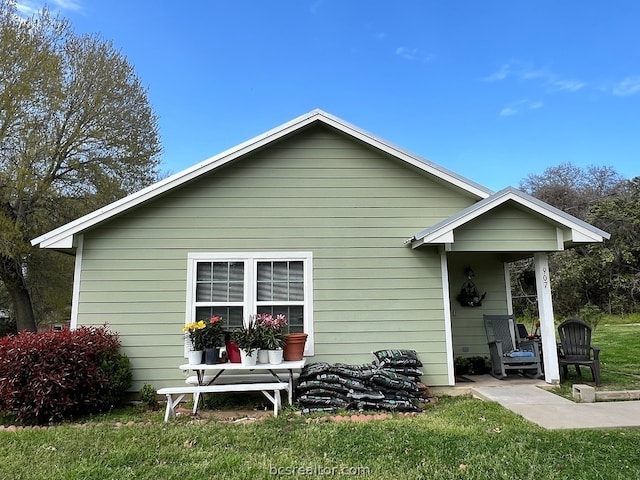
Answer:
1;314;640;479
554;313;640;394
2;398;640;480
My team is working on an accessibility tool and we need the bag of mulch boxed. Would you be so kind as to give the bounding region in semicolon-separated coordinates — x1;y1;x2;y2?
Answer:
329;363;378;380
299;362;332;379
316;373;370;391
297;380;349;394
370;370;419;392
347;389;385;401
381;390;419;402
298;395;351;409
302;388;350;401
381;366;424;378
376;399;422;412
372;349;423;368
376;385;422;399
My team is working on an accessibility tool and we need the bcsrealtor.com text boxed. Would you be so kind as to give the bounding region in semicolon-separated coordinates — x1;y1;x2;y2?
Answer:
269;464;370;476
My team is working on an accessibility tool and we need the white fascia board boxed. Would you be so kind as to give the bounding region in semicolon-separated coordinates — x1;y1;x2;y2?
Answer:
411;230;454;248
38;235;75;249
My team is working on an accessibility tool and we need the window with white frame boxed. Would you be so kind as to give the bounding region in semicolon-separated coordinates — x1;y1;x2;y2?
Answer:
186;252;313;352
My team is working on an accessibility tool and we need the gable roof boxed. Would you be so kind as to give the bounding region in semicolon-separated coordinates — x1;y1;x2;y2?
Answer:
32;109;492;250
409;186;610;249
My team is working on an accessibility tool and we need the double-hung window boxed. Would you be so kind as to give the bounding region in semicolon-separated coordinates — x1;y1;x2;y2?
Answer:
186;252;313;354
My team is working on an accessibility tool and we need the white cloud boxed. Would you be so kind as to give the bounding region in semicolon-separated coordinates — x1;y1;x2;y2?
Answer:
549;79;585;92
51;0;82;11
485;61;584;93
395;46;433;63
499;99;543;117
16;0;82;16
484;64;511;82
612;76;640;96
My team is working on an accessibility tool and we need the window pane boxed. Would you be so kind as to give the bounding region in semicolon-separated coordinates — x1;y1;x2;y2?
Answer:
256;260;304;302
212;262;229;281
288;305;304;333
196;306;244;331
229;282;244;302
196;283;212;302
196;263;212;282
229;262;244;281
272;282;289;301
289;282;304;301
257;305;304;334
289;261;303;282
272;261;288;281
257;262;271;282
257;281;272;301
211;283;228;301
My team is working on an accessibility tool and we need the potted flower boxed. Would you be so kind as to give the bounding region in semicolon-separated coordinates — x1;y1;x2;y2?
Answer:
454;356;471;376
231;317;261;365
196;315;224;364
255;313;287;364
182;320;207;364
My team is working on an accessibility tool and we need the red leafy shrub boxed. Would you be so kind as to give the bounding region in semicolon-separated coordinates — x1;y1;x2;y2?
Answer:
0;326;132;424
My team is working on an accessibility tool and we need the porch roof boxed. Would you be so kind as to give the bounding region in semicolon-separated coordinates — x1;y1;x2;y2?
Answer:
409;187;610;249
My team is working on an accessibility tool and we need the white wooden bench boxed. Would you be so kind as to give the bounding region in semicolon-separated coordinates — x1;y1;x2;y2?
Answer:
157;383;289;422
184;373;299;404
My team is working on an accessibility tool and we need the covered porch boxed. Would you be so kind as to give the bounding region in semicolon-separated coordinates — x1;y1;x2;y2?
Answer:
408;187;610;386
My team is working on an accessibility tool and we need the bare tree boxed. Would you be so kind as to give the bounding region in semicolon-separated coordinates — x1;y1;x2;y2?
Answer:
519;162;626;220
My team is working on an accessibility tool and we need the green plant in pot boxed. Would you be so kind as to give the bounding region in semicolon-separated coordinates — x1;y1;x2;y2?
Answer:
255;313;287;350
195;315;224;349
231;317;261;354
183;320;207;351
468;356;488;375
454;356;470;376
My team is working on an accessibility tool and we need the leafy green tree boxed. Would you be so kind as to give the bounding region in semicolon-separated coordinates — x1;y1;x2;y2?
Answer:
0;1;161;331
584;177;640;314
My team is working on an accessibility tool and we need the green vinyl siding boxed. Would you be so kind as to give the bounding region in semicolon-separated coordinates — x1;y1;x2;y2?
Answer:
452;204;559;252
76;126;479;389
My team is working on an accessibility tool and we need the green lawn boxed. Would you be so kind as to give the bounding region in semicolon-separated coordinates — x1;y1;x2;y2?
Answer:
556;313;640;391
2;398;640;480
2;315;640;479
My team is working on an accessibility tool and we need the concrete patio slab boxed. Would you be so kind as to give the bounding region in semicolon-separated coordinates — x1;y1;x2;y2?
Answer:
472;384;640;430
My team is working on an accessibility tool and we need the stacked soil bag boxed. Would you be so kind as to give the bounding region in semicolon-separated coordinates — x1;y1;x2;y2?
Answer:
297;349;426;414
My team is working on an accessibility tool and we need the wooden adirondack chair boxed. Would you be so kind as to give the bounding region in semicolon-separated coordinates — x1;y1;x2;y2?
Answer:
483;314;542;379
557;318;602;386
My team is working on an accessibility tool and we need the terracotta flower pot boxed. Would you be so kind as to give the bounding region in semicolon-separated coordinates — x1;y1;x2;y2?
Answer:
283;333;307;361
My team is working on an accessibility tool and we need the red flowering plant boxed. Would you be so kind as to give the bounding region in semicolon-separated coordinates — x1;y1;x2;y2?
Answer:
255;313;288;350
194;315;224;349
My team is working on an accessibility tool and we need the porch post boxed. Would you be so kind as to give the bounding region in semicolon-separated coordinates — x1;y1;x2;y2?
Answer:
534;253;560;384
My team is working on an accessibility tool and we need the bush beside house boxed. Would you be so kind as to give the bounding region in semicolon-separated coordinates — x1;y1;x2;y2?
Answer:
0;326;131;424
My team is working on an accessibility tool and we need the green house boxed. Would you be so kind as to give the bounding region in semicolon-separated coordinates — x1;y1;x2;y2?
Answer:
32;110;609;390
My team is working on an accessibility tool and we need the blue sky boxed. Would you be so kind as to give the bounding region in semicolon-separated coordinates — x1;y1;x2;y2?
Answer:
18;0;640;191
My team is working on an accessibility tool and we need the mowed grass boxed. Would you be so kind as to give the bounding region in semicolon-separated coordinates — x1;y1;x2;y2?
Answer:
557;313;640;391
2;398;640;480
2;314;640;479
